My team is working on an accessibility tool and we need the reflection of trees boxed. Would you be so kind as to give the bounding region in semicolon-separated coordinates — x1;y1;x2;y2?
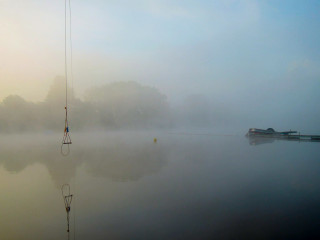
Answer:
0;139;80;187
0;134;167;186
82;142;165;181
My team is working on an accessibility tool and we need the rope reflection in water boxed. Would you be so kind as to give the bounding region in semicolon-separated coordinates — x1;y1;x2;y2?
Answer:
61;184;73;239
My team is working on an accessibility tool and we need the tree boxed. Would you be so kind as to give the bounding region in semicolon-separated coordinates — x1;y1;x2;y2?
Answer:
85;81;171;128
0;95;39;132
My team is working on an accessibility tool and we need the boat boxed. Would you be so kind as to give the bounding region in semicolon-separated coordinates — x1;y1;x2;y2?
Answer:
246;128;297;137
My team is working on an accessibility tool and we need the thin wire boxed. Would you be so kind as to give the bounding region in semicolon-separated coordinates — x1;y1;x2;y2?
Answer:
69;0;74;98
73;173;76;240
62;0;72;149
67;213;70;240
65;0;68;109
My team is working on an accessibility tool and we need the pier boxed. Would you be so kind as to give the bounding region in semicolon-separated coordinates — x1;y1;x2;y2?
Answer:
246;128;320;142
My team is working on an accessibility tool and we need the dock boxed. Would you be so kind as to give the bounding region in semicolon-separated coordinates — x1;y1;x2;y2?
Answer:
280;134;320;141
246;128;320;142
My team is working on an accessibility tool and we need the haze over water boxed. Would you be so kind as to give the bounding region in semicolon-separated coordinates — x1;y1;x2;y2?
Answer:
1;1;320;239
0;131;319;240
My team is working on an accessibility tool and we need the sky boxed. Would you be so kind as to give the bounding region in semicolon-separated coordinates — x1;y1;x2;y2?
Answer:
1;0;320;130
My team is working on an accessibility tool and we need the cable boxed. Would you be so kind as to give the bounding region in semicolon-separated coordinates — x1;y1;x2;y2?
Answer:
69;0;74;97
62;0;72;148
73;173;76;240
65;0;68;109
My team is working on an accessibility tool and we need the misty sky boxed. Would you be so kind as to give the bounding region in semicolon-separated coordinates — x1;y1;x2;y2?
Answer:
1;0;320;130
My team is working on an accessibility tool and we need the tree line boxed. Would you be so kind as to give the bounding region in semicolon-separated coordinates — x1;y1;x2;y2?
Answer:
0;77;227;133
0;77;172;133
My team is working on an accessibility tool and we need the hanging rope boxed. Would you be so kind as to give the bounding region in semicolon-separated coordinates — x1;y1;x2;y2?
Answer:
69;0;74;97
62;0;72;149
62;108;72;145
61;138;71;156
73;175;77;240
62;184;73;239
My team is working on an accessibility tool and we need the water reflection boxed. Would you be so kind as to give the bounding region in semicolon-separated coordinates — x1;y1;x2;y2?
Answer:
248;136;275;145
247;136;320;145
82;142;166;182
0;133;168;186
1;133;320;239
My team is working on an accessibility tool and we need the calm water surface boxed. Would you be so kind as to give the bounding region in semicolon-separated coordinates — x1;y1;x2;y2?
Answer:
0;131;320;240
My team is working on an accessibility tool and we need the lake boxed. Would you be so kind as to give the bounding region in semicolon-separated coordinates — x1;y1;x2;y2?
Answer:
0;131;319;240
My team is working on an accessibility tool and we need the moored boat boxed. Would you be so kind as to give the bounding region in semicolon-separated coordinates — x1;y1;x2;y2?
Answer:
246;128;297;137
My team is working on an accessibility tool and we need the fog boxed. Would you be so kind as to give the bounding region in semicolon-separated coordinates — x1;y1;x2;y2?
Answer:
0;76;319;134
1;2;320;238
1;0;319;134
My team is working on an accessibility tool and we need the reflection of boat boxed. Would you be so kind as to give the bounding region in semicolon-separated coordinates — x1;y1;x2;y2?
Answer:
248;136;275;145
246;128;320;143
